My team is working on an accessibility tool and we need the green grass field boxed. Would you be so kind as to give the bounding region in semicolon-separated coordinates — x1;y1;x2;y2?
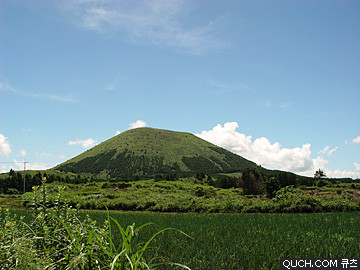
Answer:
9;209;360;269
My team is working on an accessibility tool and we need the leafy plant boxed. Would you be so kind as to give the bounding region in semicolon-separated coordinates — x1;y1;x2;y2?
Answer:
0;179;191;269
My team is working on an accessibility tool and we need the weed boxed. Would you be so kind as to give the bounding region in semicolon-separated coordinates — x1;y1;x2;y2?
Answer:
0;179;191;269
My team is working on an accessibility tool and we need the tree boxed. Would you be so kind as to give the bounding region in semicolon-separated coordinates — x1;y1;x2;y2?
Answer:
314;169;326;186
314;169;326;179
241;168;264;195
264;176;281;198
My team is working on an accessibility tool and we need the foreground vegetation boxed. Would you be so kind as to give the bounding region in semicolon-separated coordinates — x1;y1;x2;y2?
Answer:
0;181;191;269
82;211;359;269
2;179;359;269
3;209;360;269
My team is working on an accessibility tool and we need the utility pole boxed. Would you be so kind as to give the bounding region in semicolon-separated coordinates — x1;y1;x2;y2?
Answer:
23;160;27;193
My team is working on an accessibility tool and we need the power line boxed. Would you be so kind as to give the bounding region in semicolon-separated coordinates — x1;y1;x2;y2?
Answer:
0;161;34;164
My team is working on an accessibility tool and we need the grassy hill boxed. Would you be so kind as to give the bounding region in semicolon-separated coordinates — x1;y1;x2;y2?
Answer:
55;127;263;178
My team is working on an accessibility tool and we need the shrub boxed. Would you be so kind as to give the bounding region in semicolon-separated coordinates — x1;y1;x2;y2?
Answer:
264;177;281;198
7;188;20;195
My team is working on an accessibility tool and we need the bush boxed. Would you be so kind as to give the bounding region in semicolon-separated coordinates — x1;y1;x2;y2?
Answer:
264;177;281;198
6;188;20;195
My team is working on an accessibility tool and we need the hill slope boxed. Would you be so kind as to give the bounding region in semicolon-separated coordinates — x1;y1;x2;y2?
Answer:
55;127;263;178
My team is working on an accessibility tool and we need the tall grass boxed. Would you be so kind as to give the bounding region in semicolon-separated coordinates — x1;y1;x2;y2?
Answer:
75;211;360;270
3;179;359;269
0;180;191;269
4;209;359;269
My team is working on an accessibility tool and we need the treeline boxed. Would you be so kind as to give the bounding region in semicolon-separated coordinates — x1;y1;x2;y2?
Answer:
192;169;296;198
0;169;95;194
194;168;351;198
1;167;355;196
141;169;302;198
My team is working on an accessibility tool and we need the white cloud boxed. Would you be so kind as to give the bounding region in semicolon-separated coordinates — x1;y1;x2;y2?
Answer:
0;81;78;103
129;120;147;129
196;122;360;178
352;136;360;144
103;74;127;92
261;99;271;107
16;149;27;157
116;131;121;135
68;138;97;149
0;134;11;157
58;155;67;159
318;146;338;156
0;161;51;173
27;162;52;170
0;159;51;173
0;160;23;173
196;122;316;174
328;147;338;156
38;151;52;157
1;164;10;174
355;163;360;171
205;76;252;95
278;102;293;109
103;84;115;91
326;169;358;179
59;0;227;54
318;146;329;155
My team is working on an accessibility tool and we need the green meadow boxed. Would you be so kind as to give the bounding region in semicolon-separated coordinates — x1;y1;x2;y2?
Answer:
4;209;360;270
81;211;360;269
1;170;360;269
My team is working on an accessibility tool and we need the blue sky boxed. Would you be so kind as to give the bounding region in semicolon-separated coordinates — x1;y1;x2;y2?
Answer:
1;0;359;178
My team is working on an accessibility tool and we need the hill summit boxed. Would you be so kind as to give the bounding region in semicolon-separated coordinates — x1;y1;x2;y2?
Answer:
55;127;261;178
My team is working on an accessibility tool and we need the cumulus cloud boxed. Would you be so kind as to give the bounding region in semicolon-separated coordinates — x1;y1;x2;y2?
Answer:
326;169;359;179
59;0;227;54
68;138;97;149
318;146;338;156
27;162;52;170
352;136;360;144
196;122;360;178
355;163;360;172
0;134;11;157
196;122;317;174
129;120;147;129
